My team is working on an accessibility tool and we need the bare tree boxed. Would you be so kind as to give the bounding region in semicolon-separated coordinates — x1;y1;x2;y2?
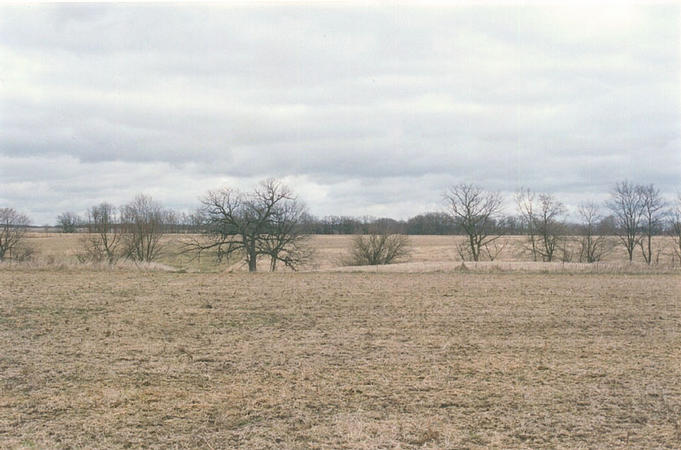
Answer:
81;203;122;264
261;199;313;271
515;187;540;261
445;183;504;262
0;208;31;261
187;179;310;272
536;193;566;262
670;193;681;265
347;230;411;265
607;181;644;262
638;184;665;265
482;239;508;261
577;202;612;263
121;194;171;262
57;212;81;233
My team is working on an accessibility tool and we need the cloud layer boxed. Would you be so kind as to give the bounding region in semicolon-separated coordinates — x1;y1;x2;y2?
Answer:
1;3;679;223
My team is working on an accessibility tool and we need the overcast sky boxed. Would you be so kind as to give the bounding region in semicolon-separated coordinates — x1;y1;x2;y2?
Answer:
1;2;679;224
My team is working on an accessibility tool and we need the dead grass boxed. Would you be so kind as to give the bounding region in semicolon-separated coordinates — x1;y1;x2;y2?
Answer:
0;259;178;272
325;260;680;274
18;233;681;273
1;270;680;448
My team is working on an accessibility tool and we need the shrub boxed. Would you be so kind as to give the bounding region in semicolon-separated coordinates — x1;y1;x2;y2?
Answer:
346;231;411;265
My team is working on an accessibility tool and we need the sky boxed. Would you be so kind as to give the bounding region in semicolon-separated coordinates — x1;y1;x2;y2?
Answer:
1;2;680;224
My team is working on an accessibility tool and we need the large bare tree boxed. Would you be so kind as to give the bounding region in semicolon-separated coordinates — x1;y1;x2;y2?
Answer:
607;181;644;262
121;194;172;262
0;208;31;261
638;184;665;264
188;179;310;272
445;183;504;262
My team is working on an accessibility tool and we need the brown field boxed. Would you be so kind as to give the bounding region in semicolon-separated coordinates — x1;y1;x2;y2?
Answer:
10;233;681;272
1;235;680;448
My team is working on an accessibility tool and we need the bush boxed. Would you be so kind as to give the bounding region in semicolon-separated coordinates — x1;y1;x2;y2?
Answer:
12;245;35;262
346;231;411;265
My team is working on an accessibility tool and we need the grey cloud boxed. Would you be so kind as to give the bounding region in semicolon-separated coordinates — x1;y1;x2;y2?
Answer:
0;3;679;224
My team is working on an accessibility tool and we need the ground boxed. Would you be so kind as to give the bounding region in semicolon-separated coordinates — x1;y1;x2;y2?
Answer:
1;268;680;448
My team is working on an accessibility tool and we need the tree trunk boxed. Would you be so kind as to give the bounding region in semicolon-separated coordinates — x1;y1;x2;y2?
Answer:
469;235;478;261
647;233;652;265
246;238;258;272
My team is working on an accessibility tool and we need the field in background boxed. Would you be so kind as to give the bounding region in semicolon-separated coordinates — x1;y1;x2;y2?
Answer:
1;271;680;448
14;233;681;272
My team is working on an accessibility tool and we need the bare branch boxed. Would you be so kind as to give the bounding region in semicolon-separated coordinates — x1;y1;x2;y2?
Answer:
188;179;311;272
0;208;31;261
346;230;411;265
445;183;504;261
606;180;645;262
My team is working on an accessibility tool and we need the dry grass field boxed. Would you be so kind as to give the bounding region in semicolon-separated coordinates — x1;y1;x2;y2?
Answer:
1;235;680;448
10;233;681;272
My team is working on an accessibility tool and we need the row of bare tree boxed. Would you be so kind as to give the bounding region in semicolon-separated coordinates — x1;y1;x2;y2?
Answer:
76;195;175;263
445;181;681;264
1;180;310;270
2;179;681;269
72;179;309;271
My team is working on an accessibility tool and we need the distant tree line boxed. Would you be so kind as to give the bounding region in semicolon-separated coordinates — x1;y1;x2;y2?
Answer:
298;209;662;238
53;208;627;237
